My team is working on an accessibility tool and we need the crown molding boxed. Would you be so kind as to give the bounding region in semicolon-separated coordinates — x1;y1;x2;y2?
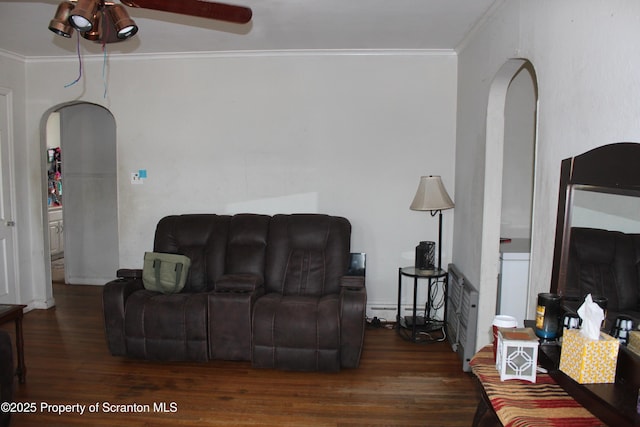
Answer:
0;49;26;62
1;47;457;64
455;0;508;53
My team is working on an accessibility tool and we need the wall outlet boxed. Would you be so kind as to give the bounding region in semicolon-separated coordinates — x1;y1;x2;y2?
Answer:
131;172;143;184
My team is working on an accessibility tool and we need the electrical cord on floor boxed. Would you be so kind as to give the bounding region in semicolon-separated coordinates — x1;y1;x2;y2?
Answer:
418;327;447;342
395;318;448;343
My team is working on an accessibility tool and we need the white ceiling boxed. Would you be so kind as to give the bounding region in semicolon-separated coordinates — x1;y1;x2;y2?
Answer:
0;0;497;58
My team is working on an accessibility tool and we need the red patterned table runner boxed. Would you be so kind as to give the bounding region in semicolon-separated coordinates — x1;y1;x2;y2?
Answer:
470;345;604;427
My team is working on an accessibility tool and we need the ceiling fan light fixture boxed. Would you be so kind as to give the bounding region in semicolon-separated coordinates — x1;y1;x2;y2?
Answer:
107;4;138;39
48;1;75;38
49;0;252;44
69;0;100;32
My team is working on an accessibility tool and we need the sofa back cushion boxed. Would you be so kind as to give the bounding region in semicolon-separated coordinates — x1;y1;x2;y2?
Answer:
225;214;271;279
265;214;351;297
154;215;230;293
567;227;640;313
154;214;271;293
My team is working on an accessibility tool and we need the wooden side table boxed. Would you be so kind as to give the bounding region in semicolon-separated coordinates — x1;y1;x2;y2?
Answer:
0;304;26;383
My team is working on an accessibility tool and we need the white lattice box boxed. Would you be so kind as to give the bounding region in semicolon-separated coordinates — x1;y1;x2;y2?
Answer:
496;327;539;383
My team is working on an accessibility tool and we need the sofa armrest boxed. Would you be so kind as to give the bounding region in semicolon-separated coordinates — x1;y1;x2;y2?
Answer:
340;275;365;290
214;274;264;292
103;277;144;356
116;268;142;279
340;284;367;368
210;273;264;360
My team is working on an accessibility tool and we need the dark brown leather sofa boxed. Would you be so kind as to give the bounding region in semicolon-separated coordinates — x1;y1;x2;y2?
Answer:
563;226;640;328
102;213;366;371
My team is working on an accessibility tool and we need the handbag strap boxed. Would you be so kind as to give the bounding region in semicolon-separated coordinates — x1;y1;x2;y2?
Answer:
152;259;184;288
153;259;162;287
174;263;183;287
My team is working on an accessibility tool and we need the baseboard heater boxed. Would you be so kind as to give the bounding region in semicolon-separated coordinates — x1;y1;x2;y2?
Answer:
446;263;479;372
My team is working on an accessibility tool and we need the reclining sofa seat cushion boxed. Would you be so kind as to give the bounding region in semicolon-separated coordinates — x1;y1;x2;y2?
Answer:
567;227;640;325
124;290;210;361
252;214;351;371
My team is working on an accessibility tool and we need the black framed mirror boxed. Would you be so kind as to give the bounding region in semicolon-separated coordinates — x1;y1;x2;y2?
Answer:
550;142;640;325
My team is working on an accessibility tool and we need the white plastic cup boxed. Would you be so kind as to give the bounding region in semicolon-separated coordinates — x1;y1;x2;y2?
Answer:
492;315;518;359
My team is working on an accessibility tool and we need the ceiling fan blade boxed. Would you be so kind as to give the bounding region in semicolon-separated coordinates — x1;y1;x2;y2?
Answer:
122;0;252;24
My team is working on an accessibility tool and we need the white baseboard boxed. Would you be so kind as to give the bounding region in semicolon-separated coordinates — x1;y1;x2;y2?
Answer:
66;277;109;286
26;297;56;311
366;305;424;323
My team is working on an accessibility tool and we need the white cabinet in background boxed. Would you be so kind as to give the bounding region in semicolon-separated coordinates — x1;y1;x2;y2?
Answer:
49;208;64;258
498;238;530;328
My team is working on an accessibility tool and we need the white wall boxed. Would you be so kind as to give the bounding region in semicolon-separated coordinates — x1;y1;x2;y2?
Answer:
453;4;520;347
454;0;640;349
10;51;457;311
45;112;60;148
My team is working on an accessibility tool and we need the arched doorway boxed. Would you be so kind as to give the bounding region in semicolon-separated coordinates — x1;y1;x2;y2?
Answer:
477;59;539;347
41;102;118;289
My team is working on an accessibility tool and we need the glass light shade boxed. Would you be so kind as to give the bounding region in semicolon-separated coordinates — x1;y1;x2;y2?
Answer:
48;1;75;38
69;0;99;32
108;5;138;39
410;176;455;211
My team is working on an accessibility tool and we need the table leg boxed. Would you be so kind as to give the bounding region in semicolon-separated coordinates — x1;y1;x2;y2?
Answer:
397;268;402;328
472;395;501;427
412;276;418;340
14;315;25;384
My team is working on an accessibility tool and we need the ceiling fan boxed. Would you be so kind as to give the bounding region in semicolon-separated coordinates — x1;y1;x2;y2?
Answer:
49;0;252;44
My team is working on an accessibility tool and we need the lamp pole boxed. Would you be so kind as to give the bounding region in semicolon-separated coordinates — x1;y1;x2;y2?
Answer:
432;209;443;271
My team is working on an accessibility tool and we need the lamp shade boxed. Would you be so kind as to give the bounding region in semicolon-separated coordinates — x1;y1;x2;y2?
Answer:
48;1;75;38
108;4;138;39
69;0;99;32
410;176;454;211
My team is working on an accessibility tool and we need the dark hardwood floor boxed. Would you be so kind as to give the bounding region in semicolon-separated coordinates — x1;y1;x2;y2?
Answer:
4;283;480;426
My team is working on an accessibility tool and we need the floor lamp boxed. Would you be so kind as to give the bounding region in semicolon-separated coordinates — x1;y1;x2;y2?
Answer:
410;175;455;271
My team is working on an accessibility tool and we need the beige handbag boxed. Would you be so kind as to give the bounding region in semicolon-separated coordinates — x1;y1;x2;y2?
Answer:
142;252;191;294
